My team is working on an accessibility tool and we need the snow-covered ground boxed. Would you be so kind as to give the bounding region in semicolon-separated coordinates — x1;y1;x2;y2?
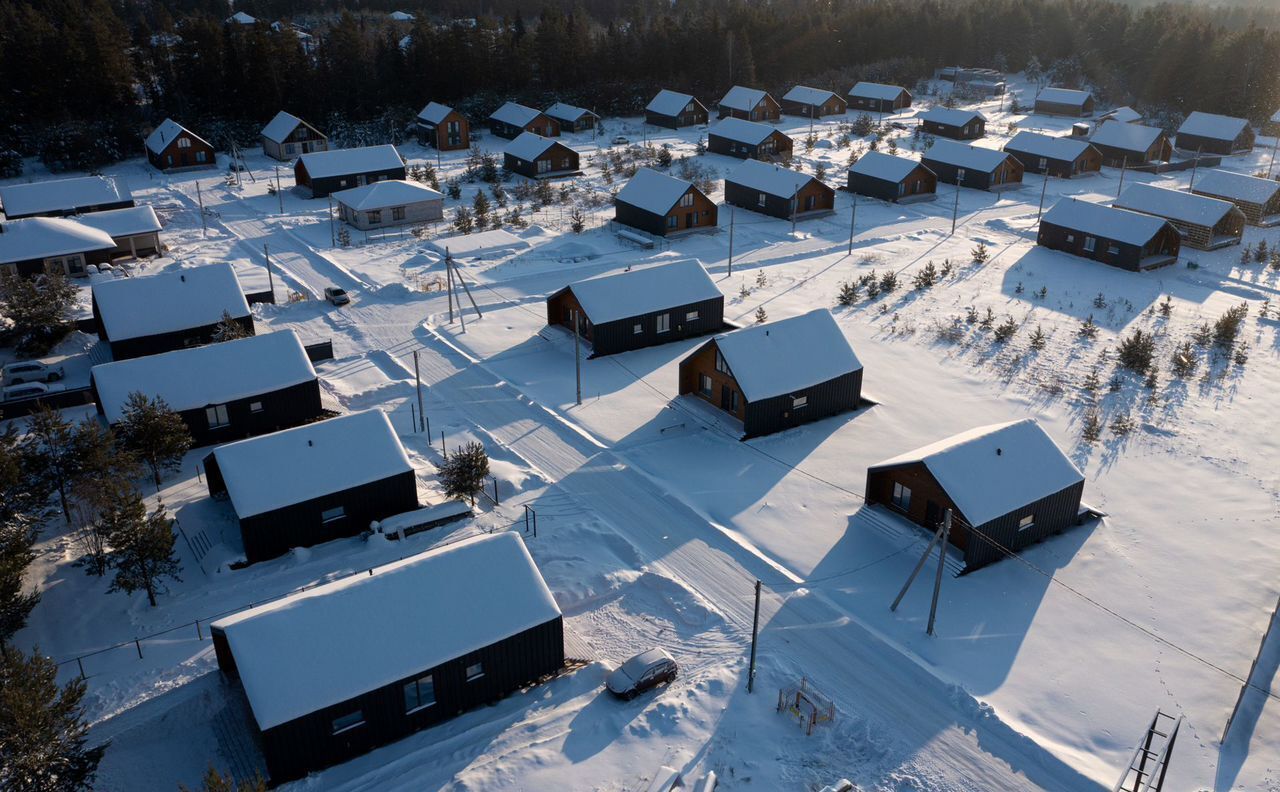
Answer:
7;75;1280;791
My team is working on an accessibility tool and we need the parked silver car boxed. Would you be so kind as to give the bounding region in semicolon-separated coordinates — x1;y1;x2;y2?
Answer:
606;648;677;700
2;381;64;402
324;286;351;306
2;360;64;385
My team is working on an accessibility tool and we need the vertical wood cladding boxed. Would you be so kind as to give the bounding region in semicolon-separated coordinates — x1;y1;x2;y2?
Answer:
614;186;718;236
546;289;725;357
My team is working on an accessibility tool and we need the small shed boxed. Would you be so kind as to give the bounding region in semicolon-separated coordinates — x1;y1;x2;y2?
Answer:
544;102;599;133
416;102;470;150
707;118;793;160
294;145;407;198
1175;112;1255;156
1002;131;1102;178
502;133;580;179
489;102;559;139
90;330;321;447
333;180;444;231
724;159;834;220
0;176;133;220
260;112;328;161
210;532;563;783
717;86;781;122
545;260;724;357
847;151;937;203
1034;87;1095;117
918;108;986;140
614;168;717;236
865;419;1086;571
780;86;847;119
0;217;116;278
1115;183;1245;250
920;140;1024;191
145;119;216;172
1191;169;1280;226
1089;122;1173;166
678;308;862;438
644;90;708;129
77;205;163;259
203;409;417;564
847;82;912;115
1037;198;1181;271
91;262;254;360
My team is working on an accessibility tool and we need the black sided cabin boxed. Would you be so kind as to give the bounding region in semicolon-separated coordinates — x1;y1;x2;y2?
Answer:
489;102;560;139
865;419;1086;571
708;118;793;160
678;308;862;438
1003;131;1102;178
717;86;781;122
145;119;216;172
1088;122;1173;167
260;112;328;161
645;90;709;129
1037;198;1181;271
544;102;598;133
210;532;564;783
1175;112;1255;156
918;108;986;140
846;151;937;202
1115;182;1245;250
416;102;470;151
0;217;117;278
780;86;847;119
613;167;718;236
724;159;834;220
1192;169;1280;227
545;260;724;357
1033;87;1095;117
294;145;407;198
847;82;912;115
921;140;1024;191
0;176;133;220
503;134;581;179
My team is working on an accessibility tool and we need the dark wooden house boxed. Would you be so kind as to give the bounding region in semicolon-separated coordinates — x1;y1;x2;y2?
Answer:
707;118;793;160
780;86;847;119
415;102;470;151
294;145;406;198
1037;198;1181;271
920;140;1024;191
724;159;834;220
1175;112;1255;156
717;86;781;122
0;176;133;220
1034;87;1095;117
91;262;255;361
1088;122;1172;167
210;532;563;783
0;217;117;278
865;419;1086;571
918;108;986;140
644;90;709;129
489;102;559;139
846;151;937;202
545;260;724;357
544;102;599;133
1115;183;1245;250
614;168;717;236
90;330;321;447
503;133;580;179
678;309;862;438
260;112;328;161
1192;169;1280;226
1003;131;1102;178
145;119;216;172
847;82;912;115
203;409;417;564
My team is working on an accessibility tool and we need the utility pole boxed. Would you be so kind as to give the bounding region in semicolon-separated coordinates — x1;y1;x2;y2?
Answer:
446;247;455;322
848;192;857;255
263;244;275;301
413;350;425;433
275;166;284;214
1037;161;1050;223
926;510;952;637
328;195;336;246
571;309;582;405
196;182;206;237
951;168;965;234
1117;156;1128;199
1188;146;1203;191
727;206;735;276
1268;133;1279;180
748;579;761;693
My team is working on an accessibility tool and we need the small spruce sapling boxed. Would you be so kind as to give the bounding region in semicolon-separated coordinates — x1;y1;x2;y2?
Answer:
438;441;490;506
971;242;989;264
755;306;768;324
1081;410;1102;443
1079;315;1099;339
1029;324;1046;350
993;315;1018;342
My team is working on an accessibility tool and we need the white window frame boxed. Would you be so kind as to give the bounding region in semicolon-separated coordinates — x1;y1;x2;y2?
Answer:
321;506;346;523
466;662;484;681
331;709;365;735
177;137;191;149
633;323;643;334
715;350;731;375
757;192;767;207
699;373;712;397
249;401;264;413
685;310;699;322
1083;235;1097;253
403;673;436;714
655;313;670;334
679;192;694;208
1018;514;1036;531
206;404;229;428
792;395;808;409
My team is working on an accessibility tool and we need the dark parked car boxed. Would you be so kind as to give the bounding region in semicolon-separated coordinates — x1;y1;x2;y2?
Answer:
606;648;677;700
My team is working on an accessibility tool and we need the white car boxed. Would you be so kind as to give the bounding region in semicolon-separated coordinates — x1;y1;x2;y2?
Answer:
324;286;351;306
606;648;677;700
2;381;64;401
611;135;630;145
2;361;65;385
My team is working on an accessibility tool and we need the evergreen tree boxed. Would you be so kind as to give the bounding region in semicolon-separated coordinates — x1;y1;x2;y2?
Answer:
0;272;78;356
27;406;85;525
115;392;192;489
180;766;267;792
438;442;489;505
472;189;490;220
0;426;51;645
211;310;248;343
107;500;180;608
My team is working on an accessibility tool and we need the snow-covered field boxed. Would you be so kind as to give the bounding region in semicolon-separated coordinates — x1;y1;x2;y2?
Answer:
7;76;1280;791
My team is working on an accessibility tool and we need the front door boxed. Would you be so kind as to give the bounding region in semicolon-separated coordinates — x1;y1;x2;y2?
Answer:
686;212;694;228
925;500;943;529
356;174;368;187
720;385;733;412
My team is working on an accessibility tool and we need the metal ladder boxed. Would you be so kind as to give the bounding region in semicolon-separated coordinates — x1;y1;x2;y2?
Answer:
1113;710;1181;792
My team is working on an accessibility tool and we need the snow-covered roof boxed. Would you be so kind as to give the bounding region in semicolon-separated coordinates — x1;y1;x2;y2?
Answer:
727;159;816;199
1100;106;1142;124
646;90;699;117
1192;169;1280;206
709;117;779;146
297;145;403;179
505;132;562;162
544;102;596;123
389;10;414;20
77;205;162;239
719;86;770;113
1004;131;1095;162
211;531;559;730
1272;109;1280;124
210;409;413;518
615;168;696;214
1040;198;1173;246
91;330;315;424
869;419;1084;527
848;82;907;101
145;119;211;156
1115;183;1239;227
331;179;443;211
782;85;840;107
1035;87;1092;107
710;309;861;402
848;151;928;183
261;111;322;144
1089;121;1166;153
560;260;722;324
0;176;131;219
1177;111;1250;142
0;217;116;264
91;262;250;341
920;107;985;127
416;101;455;125
490;102;542;128
226;11;256;24
921;139;1012;173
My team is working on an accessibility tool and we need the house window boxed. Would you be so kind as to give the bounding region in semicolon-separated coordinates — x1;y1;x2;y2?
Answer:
1083;236;1097;253
331;709;364;735
1065;233;1075;243
195;151;208;163
758;192;767;207
205;404;229;428
686;310;699;322
339;179;348;187
1107;244;1120;255
679;193;694;208
891;482;912;511
321;506;346;523
392;206;406;221
699;374;712;396
667;215;678;228
715;350;731;375
633;323;643;334
792;395;808;409
656;313;670;333
537;159;551;174
178;137;191;148
466;662;484;681
1018;514;1035;531
249;401;263;413
403;674;436;713
368;210;382;225
561;158;572;170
